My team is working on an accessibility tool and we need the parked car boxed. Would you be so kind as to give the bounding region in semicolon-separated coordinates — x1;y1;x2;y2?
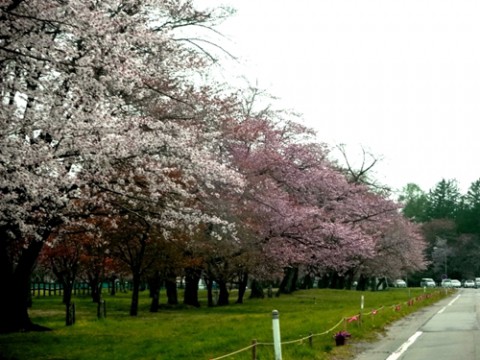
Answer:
441;279;452;288
475;278;480;288
451;279;462;288
420;278;436;288
394;279;407;288
463;279;475;288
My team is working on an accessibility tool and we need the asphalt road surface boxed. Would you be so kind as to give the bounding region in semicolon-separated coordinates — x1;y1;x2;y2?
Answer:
354;288;480;360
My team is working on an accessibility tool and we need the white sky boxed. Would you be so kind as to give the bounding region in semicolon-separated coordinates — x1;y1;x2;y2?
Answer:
199;0;480;195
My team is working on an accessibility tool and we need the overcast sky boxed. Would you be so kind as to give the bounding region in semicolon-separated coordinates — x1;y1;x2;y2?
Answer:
199;0;480;195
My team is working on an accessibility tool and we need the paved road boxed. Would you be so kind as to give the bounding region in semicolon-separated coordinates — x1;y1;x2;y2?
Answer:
354;288;480;360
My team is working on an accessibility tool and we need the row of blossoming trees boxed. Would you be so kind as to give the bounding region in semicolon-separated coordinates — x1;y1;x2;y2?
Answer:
0;0;427;333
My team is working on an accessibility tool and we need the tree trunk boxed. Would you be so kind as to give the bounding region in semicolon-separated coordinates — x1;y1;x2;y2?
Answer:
86;270;102;302
356;274;368;291
277;267;298;295
90;281;102;303
65;301;76;326
62;281;73;306
249;279;265;299
344;269;355;290
376;277;387;291
205;277;214;307
329;272;339;289
50;265;76;308
165;279;178;305
0;238;50;333
183;267;201;307
27;279;32;308
300;273;314;289
130;274;141;316
110;275;117;296
217;280;229;306
148;272;161;313
336;274;346;289
236;272;248;304
149;287;160;312
317;274;330;289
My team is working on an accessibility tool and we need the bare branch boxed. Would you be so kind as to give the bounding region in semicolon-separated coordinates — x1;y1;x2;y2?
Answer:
6;10;77;28
143;82;195;109
175;37;237;61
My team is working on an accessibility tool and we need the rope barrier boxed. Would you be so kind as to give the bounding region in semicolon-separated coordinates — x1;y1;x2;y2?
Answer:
209;289;447;359
311;317;345;337
363;305;384;316
209;343;257;360
281;335;312;345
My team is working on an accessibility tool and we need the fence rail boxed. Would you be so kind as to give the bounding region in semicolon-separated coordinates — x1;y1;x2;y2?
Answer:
30;281;134;297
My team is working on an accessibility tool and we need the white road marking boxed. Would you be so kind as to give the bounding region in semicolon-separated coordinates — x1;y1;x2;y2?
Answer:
386;294;462;359
386;331;423;360
437;294;461;314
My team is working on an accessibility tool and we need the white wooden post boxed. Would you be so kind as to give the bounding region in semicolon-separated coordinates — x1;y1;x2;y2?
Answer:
360;295;364;325
272;310;282;360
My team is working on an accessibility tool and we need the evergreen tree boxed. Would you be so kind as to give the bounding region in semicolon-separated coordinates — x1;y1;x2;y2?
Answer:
425;179;461;220
398;183;429;222
457;179;480;234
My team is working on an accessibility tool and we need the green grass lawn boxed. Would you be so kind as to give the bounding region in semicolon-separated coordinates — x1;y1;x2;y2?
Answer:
0;287;452;360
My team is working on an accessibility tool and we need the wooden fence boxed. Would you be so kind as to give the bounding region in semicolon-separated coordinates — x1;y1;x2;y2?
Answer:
30;281;134;297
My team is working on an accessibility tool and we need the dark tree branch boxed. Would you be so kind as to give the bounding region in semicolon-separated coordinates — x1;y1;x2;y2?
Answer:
143;82;195;109
174;37;237;61
6;10;76;28
4;0;26;12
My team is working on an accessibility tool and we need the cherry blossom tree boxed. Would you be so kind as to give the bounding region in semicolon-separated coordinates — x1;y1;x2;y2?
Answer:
353;213;427;290
222;117;370;287
40;204;116;304
0;0;429;331
39;226;84;325
220;90;427;293
0;0;242;332
78;229;113;304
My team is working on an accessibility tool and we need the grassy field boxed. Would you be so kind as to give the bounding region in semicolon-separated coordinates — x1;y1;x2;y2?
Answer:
0;287;452;360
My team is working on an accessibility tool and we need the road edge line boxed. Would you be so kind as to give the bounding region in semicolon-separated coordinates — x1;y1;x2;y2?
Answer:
385;331;423;360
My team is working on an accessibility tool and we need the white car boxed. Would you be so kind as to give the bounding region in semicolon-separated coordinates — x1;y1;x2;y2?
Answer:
463;280;475;288
451;279;462;288
420;278;436;288
394;279;407;288
441;279;452;288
